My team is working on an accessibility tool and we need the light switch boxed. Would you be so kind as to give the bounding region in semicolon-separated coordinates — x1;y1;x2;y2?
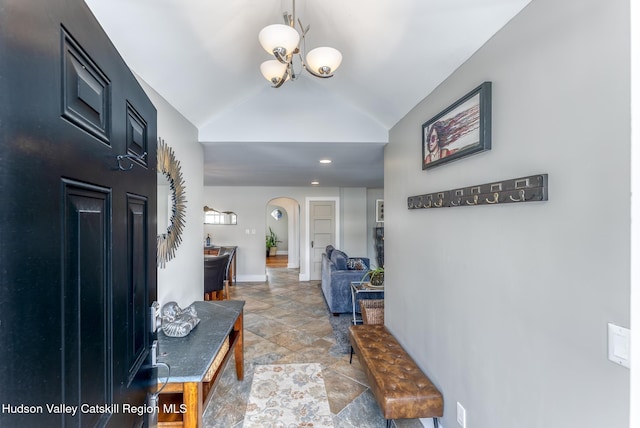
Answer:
608;323;630;368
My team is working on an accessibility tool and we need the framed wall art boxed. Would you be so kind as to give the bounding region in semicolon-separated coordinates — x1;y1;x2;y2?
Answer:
422;81;491;169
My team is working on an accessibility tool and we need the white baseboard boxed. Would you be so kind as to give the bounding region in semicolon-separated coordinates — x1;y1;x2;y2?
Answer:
236;274;267;282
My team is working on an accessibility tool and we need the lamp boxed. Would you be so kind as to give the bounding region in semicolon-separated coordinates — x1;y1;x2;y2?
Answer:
258;0;342;87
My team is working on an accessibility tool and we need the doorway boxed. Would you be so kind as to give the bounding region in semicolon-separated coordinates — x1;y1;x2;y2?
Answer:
266;197;300;270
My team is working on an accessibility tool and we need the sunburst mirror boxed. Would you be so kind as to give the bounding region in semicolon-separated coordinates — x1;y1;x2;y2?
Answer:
157;138;187;268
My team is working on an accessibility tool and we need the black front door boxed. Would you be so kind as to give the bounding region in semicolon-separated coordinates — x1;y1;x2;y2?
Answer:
0;0;158;426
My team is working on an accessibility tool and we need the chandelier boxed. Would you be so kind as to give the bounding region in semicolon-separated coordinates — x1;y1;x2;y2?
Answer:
258;0;342;88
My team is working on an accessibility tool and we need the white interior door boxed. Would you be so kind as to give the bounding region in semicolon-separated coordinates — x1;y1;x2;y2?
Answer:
309;201;335;280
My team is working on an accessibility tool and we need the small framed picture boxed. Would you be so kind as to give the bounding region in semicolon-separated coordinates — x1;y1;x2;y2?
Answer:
375;199;384;222
422;81;491;169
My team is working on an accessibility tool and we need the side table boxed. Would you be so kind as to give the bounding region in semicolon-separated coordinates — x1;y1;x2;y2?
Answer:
350;281;384;325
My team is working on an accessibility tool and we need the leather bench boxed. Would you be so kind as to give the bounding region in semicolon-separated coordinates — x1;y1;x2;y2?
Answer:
349;324;443;428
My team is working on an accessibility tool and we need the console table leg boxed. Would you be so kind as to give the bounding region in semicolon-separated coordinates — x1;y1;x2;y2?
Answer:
183;382;202;428
234;312;244;380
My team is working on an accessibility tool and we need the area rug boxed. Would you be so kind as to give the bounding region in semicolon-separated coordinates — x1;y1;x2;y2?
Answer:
328;313;352;355
243;363;334;428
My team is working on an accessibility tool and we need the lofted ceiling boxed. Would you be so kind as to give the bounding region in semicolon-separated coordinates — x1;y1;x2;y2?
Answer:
85;0;532;187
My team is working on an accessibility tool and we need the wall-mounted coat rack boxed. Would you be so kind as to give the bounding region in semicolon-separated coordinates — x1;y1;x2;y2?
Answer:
408;174;548;210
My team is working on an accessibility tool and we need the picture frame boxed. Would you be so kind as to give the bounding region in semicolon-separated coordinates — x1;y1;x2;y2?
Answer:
422;81;491;169
375;199;384;223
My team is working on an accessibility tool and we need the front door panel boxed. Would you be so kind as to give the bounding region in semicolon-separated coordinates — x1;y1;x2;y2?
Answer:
63;181;112;427
0;1;158;426
127;194;150;385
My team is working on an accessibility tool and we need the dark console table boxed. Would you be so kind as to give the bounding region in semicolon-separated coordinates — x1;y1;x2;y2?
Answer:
156;300;244;428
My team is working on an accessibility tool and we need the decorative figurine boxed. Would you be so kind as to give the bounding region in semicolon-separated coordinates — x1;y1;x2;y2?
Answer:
161;301;200;337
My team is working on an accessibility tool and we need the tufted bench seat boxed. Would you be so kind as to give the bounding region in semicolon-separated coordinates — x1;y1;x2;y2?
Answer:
349;324;443;428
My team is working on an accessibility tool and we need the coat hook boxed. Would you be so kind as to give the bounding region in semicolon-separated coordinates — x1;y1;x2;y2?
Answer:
485;192;499;204
466;195;479;206
509;189;526;202
117;152;147;171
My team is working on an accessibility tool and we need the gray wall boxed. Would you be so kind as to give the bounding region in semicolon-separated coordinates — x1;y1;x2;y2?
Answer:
340;187;368;257
138;78;205;309
631;7;640;422
386;0;630;427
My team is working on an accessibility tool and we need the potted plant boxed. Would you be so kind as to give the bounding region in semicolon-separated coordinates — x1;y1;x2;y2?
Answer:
362;266;384;286
266;227;279;257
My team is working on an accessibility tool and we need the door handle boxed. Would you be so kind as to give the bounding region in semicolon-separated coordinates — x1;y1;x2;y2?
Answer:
150;302;161;333
311;241;314;248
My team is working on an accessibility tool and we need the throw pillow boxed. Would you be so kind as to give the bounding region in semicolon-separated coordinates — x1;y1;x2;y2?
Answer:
330;249;348;270
347;258;368;270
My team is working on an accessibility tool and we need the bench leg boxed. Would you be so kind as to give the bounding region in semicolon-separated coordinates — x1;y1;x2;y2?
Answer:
349;346;354;364
386;419;393;428
433;417;439;428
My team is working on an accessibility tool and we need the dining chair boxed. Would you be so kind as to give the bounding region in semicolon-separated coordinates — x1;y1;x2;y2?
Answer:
218;246;236;289
204;254;229;301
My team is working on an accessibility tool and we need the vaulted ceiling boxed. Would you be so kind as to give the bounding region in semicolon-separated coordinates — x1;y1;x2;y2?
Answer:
85;0;532;187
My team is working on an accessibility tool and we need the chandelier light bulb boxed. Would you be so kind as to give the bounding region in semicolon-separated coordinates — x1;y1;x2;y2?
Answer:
306;47;342;75
260;60;288;84
258;24;300;57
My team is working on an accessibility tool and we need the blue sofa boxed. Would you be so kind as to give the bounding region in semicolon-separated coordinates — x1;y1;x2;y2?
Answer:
321;245;370;314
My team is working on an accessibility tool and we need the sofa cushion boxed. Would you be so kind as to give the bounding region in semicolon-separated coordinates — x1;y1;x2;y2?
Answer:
347;258;368;270
330;249;348;270
325;244;335;259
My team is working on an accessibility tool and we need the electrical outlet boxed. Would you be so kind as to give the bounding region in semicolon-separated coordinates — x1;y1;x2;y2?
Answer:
457;402;466;428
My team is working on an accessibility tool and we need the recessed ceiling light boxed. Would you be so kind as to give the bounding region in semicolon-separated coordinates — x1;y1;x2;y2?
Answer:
311;181;319;185
319;159;332;164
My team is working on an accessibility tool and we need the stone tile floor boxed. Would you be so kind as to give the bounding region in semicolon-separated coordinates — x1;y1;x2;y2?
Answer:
202;267;425;428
